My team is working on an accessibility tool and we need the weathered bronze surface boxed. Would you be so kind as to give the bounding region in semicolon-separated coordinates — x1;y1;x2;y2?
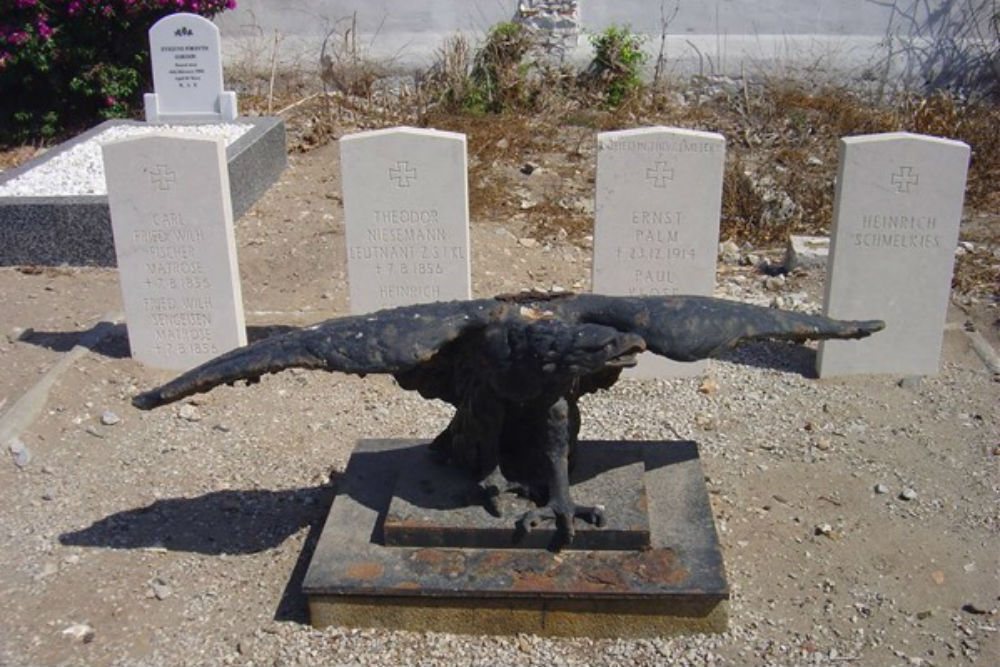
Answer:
134;293;883;546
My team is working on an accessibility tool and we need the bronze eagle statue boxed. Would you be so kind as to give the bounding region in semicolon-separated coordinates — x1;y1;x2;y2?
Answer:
133;293;883;545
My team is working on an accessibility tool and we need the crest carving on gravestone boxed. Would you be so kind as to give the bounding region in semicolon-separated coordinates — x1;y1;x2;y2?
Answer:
148;165;176;191
389;161;417;187
891;166;919;193
174;26;193;37
646;162;675;188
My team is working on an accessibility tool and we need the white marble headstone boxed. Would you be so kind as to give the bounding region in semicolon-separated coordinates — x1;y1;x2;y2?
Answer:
144;12;237;122
817;132;970;377
592;127;725;377
103;133;246;370
340;127;471;314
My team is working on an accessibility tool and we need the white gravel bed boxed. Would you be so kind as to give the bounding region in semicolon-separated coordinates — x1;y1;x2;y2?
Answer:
0;123;253;197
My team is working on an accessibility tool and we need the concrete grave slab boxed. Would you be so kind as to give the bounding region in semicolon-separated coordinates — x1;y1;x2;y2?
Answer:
817;132;970;377
303;439;728;637
340;127;471;313
785;235;830;271
0;117;286;267
144;12;237;122
103;133;246;371
592;127;725;378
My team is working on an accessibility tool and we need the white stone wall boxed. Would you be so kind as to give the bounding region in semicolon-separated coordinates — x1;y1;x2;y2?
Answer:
215;0;997;92
515;0;580;60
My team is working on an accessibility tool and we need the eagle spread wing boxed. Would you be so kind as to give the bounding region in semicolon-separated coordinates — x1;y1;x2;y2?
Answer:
132;299;502;409
558;295;884;362
132;294;884;410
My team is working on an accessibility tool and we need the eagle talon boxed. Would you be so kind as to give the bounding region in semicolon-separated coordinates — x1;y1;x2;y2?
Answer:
479;483;505;517
515;502;606;545
477;468;523;517
578;504;607;528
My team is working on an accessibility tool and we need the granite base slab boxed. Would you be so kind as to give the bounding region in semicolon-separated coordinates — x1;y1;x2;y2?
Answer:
0;117;286;267
303;439;729;638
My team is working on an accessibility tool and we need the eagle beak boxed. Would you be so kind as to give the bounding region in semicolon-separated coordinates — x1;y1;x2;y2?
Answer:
607;336;646;367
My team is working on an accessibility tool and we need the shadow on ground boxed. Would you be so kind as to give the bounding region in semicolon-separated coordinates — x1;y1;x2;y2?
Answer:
718;339;819;377
59;480;338;623
59;484;334;554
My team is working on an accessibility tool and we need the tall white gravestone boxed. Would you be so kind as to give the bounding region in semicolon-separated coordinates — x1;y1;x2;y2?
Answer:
144;12;237;122
817;132;970;377
103;134;247;371
592;127;726;378
340;127;471;313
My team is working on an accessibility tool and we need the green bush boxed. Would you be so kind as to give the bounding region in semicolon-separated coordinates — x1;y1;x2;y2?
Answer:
466;21;534;113
0;1;237;145
584;25;647;108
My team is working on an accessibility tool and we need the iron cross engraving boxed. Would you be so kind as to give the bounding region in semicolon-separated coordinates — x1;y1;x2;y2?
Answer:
149;165;177;191
646;162;675;188
891;166;919;193
389;161;417;187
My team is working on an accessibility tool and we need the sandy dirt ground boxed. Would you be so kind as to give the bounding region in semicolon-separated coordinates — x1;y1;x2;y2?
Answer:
0;136;997;666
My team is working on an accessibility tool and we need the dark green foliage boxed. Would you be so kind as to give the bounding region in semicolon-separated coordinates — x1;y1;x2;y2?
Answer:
0;1;235;145
466;21;534;113
583;25;647;108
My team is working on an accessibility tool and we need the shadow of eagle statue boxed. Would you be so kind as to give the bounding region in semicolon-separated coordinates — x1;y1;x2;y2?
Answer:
134;293;882;546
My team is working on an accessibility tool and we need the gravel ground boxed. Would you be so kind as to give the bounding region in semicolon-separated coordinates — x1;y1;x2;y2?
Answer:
0;123;252;197
0;139;997;666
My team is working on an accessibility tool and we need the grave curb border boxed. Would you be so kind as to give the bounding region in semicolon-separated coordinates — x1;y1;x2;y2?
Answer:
0;117;286;267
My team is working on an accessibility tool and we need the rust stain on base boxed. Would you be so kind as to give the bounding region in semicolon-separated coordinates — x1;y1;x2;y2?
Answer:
344;562;384;580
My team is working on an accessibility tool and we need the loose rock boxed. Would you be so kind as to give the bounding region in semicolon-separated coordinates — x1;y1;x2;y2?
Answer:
6;326;32;343
693;411;716;430
763;275;786;292
150;577;172;600
719;240;740;264
178;404;202;422
698;377;719;395
62;624;95;643
9;438;31;468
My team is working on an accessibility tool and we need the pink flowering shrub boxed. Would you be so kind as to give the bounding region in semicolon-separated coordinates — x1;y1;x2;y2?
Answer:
1;0;236;143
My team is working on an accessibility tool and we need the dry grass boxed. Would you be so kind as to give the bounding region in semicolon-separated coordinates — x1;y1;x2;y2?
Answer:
417;110;594;239
906;94;1000;214
229;61;997;262
953;246;1000;297
0;145;39;170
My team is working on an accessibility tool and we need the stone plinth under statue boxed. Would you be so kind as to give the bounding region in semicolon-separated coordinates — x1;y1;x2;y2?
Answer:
302;438;729;637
